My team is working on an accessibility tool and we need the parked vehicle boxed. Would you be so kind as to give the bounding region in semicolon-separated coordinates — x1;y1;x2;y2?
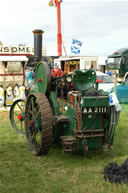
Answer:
54;56;106;73
123;72;128;81
110;79;128;104
106;48;128;82
96;71;120;93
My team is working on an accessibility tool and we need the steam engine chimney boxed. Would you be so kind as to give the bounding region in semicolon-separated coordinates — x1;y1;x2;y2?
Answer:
32;29;44;64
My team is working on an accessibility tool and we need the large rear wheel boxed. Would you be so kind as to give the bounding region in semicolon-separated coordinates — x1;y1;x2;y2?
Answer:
25;93;53;155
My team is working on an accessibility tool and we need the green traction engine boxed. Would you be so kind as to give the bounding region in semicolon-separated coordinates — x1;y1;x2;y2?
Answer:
10;30;119;155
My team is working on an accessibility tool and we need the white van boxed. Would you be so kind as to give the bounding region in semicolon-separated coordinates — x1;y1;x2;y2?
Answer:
96;71;120;93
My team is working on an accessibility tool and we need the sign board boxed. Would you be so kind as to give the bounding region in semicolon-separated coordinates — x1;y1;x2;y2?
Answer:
0;46;34;56
0;46;46;56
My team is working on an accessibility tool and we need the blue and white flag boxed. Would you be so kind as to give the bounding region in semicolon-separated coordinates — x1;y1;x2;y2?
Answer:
71;39;82;55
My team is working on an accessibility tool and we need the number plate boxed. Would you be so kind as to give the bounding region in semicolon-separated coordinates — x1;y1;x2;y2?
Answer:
83;107;108;114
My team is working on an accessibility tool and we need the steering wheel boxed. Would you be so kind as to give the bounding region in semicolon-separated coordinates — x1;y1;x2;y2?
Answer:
51;68;64;78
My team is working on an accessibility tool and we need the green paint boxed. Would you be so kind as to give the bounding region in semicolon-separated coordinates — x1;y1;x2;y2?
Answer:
35;62;47;93
81;96;109;107
49;91;60;115
82;114;102;130
87;138;100;149
72;69;96;91
58;99;75;135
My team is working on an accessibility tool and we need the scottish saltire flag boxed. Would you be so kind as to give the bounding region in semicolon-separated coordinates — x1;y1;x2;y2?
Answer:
71;39;82;55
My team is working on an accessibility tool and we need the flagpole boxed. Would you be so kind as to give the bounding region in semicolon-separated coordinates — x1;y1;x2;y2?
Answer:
54;0;62;56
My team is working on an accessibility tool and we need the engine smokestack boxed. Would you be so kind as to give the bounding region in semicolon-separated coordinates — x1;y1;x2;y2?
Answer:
32;29;44;64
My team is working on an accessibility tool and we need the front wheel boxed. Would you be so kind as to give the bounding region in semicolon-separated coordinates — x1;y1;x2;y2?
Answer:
10;99;25;135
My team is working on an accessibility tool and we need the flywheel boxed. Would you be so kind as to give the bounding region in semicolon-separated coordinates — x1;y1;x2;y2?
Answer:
25;93;53;155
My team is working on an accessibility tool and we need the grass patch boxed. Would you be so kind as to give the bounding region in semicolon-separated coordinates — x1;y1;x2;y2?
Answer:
0;111;128;193
121;104;128;112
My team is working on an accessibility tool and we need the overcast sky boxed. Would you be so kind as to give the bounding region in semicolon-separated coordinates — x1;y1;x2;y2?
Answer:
0;0;128;56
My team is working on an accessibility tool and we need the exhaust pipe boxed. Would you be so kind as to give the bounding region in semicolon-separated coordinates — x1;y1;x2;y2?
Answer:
32;29;44;64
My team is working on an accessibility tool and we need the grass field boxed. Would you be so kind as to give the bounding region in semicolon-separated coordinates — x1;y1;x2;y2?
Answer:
0;109;128;193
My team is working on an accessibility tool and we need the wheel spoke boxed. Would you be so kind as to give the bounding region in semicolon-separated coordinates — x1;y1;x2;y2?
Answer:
21;121;23;131
31;98;35;111
14;111;19;116
32;131;41;142
35;98;38;105
33;109;41;122
17;103;23;112
22;104;25;111
28;109;33;115
15;120;20;124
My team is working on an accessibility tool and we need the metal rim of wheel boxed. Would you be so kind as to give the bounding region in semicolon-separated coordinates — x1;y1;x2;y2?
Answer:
25;93;53;155
10;99;26;135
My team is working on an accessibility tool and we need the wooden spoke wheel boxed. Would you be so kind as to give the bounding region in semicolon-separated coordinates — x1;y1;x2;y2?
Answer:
25;93;53;155
10;99;25;135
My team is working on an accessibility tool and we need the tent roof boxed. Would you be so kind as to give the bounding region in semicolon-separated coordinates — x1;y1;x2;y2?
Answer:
0;56;28;61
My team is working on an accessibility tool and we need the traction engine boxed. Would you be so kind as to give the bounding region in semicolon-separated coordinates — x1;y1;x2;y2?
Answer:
10;30;120;155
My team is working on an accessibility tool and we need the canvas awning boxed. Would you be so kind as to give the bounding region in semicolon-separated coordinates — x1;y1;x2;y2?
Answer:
0;56;28;62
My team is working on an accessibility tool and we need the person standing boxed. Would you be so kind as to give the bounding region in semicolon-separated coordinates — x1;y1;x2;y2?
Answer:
106;68;112;76
28;68;34;83
25;69;30;84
